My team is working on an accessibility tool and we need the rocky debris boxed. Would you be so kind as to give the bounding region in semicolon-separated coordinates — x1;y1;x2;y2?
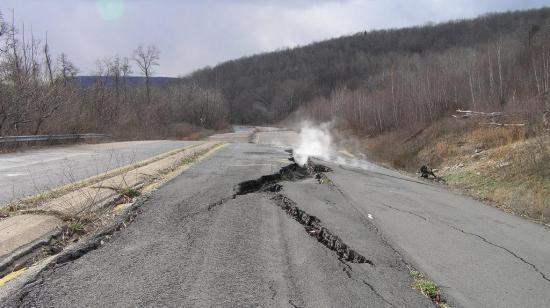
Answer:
420;165;437;179
234;159;332;196
420;165;446;183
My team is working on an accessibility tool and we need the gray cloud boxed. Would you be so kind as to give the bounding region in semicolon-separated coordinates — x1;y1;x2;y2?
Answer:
1;0;547;76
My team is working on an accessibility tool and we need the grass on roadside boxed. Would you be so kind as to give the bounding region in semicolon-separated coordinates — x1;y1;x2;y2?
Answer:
365;118;550;224
67;219;90;236
121;187;141;199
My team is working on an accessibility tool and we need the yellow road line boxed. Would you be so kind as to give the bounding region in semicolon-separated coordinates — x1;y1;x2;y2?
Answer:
142;143;227;194
0;268;27;287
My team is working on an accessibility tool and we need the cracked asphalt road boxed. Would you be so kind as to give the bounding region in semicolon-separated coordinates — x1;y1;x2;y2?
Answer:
321;161;550;307
3;143;431;307
256;131;550;307
3;129;549;307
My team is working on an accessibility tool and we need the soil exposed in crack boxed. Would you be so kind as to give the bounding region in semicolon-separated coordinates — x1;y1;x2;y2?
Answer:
232;159;372;265
271;194;373;265
207;159;330;210
234;160;331;196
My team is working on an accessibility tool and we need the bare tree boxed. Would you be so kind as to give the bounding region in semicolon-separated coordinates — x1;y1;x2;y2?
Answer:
133;45;160;104
0;11;8;46
105;55;122;100
58;53;78;86
120;57;132;103
43;32;54;83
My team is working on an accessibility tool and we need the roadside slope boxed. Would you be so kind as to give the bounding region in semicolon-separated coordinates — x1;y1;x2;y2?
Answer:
366;119;550;223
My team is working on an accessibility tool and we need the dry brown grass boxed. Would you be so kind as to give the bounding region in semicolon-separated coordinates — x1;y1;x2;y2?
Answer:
365;119;550;223
465;126;525;148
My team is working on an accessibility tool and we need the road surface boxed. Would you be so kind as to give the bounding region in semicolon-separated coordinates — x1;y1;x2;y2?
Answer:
2;129;550;307
0;140;198;205
4;142;431;307
257;130;550;307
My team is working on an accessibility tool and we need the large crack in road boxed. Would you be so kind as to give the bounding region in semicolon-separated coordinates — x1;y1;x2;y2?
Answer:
231;160;374;265
207;159;375;265
1;144;439;307
11;160;376;307
270;194;372;264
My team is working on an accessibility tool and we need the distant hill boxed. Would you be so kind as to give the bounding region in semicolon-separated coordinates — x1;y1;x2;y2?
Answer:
74;76;178;88
183;7;550;124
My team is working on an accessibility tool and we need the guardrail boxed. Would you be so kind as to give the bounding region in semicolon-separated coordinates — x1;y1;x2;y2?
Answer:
0;133;106;144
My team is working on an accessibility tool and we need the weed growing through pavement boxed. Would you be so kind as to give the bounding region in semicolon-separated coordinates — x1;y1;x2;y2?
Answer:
67;220;88;236
122;187;141;198
317;173;333;184
410;270;448;307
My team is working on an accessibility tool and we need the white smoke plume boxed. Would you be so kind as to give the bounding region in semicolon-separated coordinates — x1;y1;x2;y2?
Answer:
293;122;334;165
292;121;394;175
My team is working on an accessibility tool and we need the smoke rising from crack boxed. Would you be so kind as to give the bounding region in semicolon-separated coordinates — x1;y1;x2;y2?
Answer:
292;121;390;174
293;122;334;166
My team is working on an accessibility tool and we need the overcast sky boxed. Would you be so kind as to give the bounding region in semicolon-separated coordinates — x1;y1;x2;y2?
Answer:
1;0;547;77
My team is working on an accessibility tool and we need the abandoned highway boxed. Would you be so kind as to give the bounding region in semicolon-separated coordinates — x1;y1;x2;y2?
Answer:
1;128;549;307
0;140;198;205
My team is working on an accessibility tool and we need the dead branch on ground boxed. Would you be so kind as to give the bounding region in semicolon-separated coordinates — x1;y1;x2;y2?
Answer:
479;122;525;127
454;109;505;118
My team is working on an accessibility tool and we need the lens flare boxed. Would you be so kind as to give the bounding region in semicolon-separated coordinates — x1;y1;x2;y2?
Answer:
96;0;124;21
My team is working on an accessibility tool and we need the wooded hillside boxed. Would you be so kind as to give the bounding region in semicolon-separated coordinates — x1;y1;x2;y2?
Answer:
185;7;550;133
2;7;550;139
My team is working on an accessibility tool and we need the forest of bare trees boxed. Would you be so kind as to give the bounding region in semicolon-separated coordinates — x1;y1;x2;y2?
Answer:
0;11;228;139
187;7;550;136
1;7;550;140
298;37;550;135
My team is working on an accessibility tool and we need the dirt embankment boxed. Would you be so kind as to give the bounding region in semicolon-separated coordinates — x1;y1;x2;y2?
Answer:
364;118;550;224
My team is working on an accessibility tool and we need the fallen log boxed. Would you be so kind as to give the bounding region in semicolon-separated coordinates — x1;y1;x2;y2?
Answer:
479;122;525;127
455;109;505;117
